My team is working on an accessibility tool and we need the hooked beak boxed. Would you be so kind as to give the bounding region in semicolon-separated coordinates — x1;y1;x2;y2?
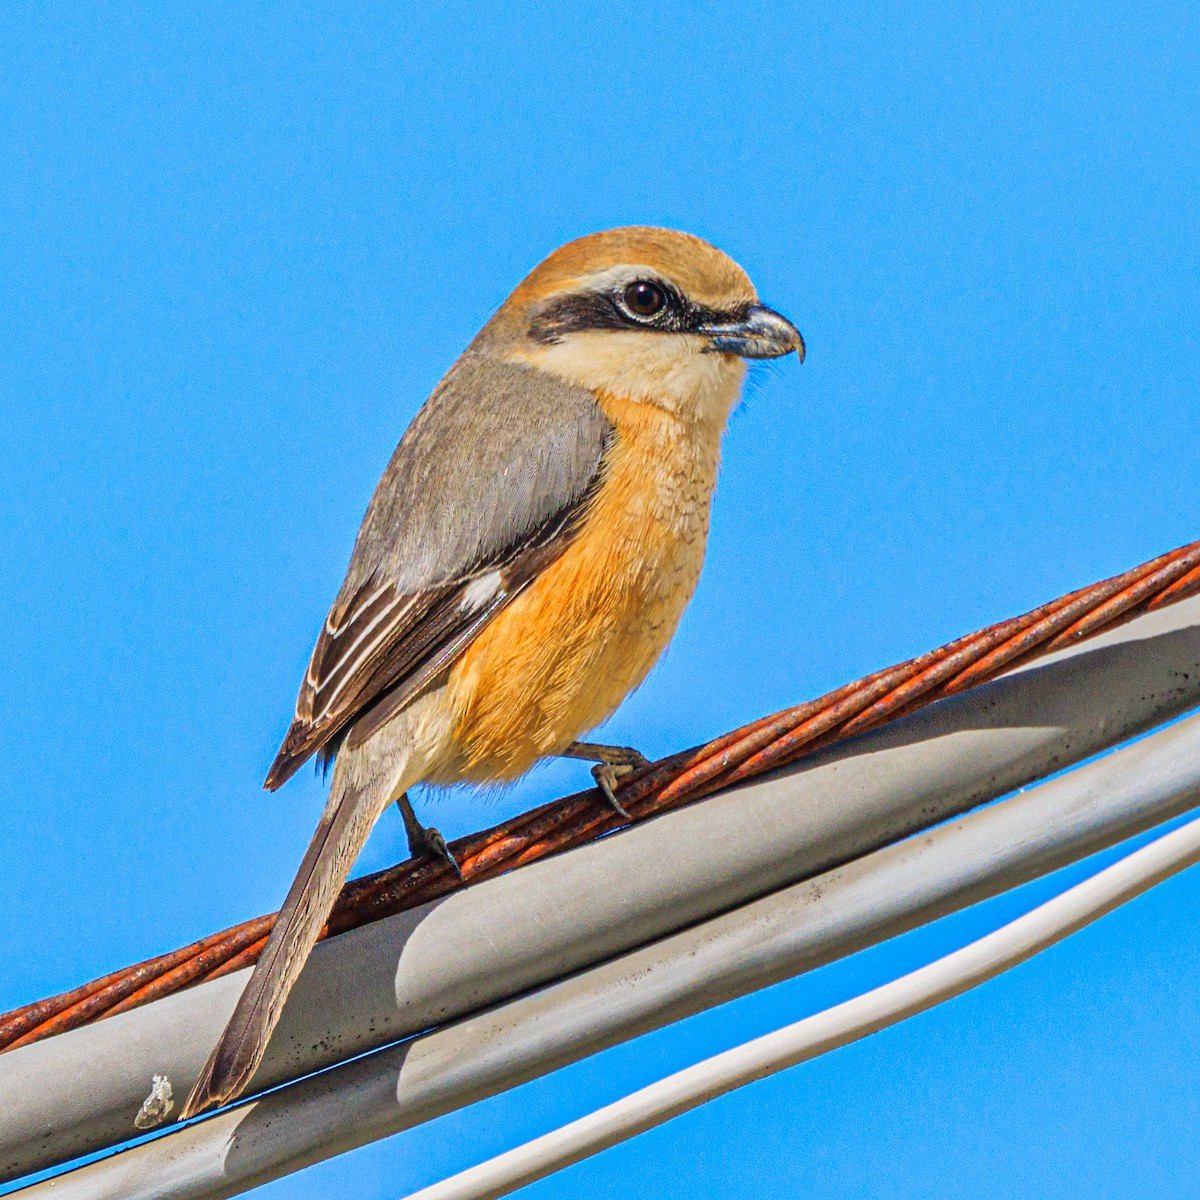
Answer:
698;303;805;362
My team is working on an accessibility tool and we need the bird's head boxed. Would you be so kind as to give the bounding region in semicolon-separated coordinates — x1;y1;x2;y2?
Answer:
487;226;803;422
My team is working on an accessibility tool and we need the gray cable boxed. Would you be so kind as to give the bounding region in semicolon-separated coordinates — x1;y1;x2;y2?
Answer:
403;811;1200;1200
6;597;1200;1184
23;708;1200;1200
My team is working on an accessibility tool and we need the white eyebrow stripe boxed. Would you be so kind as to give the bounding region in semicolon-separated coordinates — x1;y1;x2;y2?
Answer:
566;264;670;293
460;570;504;612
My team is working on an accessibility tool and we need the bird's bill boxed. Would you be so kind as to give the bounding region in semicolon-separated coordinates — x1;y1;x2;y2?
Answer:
698;304;805;361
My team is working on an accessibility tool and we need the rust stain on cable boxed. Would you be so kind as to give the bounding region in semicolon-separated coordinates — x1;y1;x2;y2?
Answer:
3;539;1199;1054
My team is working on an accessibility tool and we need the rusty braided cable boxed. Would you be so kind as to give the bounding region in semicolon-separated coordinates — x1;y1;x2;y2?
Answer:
3;538;1199;1054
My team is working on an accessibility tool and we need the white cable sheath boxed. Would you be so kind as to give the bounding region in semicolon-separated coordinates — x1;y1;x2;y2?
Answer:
404;812;1200;1200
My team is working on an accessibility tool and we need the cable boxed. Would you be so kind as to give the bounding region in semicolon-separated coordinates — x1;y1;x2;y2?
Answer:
3;537;1199;1051
401;813;1200;1200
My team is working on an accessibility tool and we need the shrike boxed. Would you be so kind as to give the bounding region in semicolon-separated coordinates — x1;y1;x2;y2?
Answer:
182;226;804;1118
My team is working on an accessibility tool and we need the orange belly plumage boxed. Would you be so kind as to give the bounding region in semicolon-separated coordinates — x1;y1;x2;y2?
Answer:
439;391;722;782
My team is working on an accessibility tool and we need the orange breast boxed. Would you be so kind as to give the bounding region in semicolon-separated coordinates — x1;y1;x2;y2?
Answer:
434;392;723;783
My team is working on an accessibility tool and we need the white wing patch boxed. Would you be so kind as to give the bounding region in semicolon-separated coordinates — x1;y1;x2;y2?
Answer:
460;569;504;612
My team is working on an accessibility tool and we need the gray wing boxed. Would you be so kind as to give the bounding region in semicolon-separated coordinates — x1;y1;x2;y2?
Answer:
265;353;612;789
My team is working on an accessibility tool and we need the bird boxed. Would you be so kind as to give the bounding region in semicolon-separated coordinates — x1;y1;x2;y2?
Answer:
180;225;804;1119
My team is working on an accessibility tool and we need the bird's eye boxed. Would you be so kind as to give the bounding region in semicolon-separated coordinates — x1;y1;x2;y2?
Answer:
622;280;668;319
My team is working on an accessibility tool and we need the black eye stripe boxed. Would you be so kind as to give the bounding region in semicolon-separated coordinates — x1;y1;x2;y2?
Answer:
528;292;630;342
528;285;751;344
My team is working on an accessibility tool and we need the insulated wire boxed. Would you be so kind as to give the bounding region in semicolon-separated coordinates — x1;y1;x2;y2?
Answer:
402;813;1200;1200
4;538;1198;1051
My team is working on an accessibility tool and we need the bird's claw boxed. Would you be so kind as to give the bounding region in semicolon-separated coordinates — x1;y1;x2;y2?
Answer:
591;763;633;820
396;792;463;879
412;823;463;879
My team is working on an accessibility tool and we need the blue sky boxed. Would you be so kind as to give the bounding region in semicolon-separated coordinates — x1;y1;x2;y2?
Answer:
2;2;1198;1196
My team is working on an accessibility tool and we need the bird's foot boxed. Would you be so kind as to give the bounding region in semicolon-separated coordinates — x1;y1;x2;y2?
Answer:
561;742;651;821
590;763;634;819
396;792;463;879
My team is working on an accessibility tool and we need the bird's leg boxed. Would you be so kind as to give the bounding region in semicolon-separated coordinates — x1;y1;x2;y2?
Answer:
560;741;651;820
395;791;462;879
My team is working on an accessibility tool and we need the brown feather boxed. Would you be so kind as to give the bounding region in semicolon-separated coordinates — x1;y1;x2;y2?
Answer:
264;463;608;791
181;767;383;1118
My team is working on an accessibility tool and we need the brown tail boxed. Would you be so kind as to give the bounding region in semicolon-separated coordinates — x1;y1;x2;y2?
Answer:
180;770;388;1119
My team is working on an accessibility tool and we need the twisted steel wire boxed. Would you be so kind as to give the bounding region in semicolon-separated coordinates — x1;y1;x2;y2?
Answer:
3;539;1199;1054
